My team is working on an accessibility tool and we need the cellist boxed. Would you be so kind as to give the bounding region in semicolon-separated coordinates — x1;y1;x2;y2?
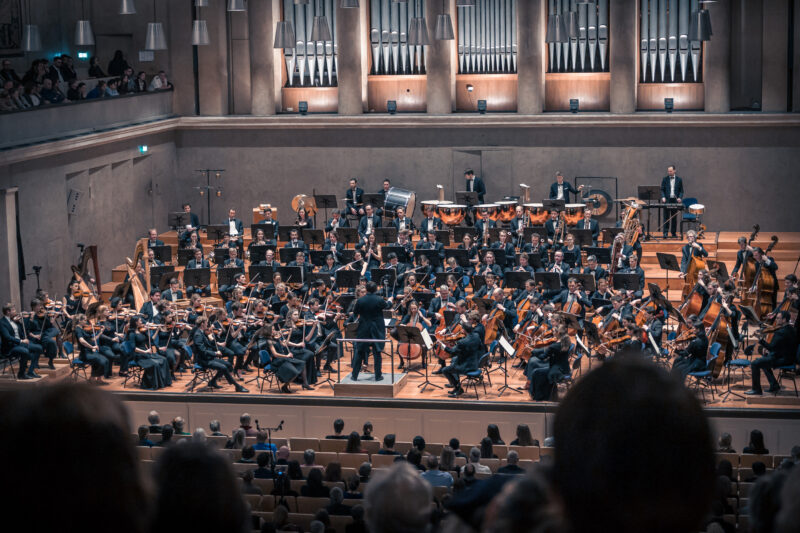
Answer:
550;277;592;323
679;230;708;279
749;246;779;311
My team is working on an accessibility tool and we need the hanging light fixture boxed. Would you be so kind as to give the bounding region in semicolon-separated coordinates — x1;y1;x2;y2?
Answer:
689;5;713;42
75;0;95;46
294;0;310;4
227;0;246;11
434;0;454;40
340;0;359;7
408;15;430;46
145;0;167;50
310;0;332;42
545;14;568;43
119;0;136;15
195;0;209;6
274;20;296;48
191;0;209;45
456;0;475;5
22;24;41;52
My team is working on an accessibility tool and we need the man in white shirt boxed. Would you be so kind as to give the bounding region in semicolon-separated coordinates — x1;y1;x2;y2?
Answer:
460;447;491;475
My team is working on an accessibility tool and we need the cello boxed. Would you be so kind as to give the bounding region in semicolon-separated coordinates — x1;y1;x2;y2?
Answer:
750;236;779;319
483;303;506;345
700;296;733;378
738;224;760;302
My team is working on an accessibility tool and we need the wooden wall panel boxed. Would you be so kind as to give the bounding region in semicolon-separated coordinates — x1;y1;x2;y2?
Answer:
455;74;518;112
281;87;339;113
637;83;705;111
367;75;427;112
545;72;611;111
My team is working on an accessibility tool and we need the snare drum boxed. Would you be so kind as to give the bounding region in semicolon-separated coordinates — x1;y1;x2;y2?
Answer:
437;204;467;226
564;203;585;226
384;187;418;218
523;203;549;225
475;204;500;221
496;200;518;223
420;200;451;217
688;203;705;216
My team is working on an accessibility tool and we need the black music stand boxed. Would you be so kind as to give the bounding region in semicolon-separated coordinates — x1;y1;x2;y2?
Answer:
656;252;680;296
601;227;624;244
168;212;189;230
217;266;244;288
415;249;444;268
527;253;545;272
456;191;479;207
149;245;172;264
496;335;524;396
279;247;303;264
471;297;494;315
339;249;355;263
150;266;176;291
707;260;730;283
337;228;360;248
381;245;409;264
571;229;593;247
362;193;384;209
518;226;538;244
562;251;578;269
543;199;566;212
638;185;661;240
612;273;640;293
276;266;303;286
529;225;547;239
303;229;325;250
248;265;274;284
206;224;229;243
248;244;275;264
445;249;470;269
433;272;457;288
308;272;335;288
571;273;596;293
314;194;339;225
505;271;533;289
471;275;487;293
251;223;277;240
335;270;361;290
434;230;450;246
278;225;303;242
591;298;611;311
177;248;197;266
584;246;611;265
182;268;210;290
534;272;563;292
371;268;397;287
452;227;478;242
374;227;397;244
309;250;330;267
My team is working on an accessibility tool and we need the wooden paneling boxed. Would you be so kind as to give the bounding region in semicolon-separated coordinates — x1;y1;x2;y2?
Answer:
455;74;518;112
281;87;339;113
545;72;611;111
637;83;705;111
367;75;427;112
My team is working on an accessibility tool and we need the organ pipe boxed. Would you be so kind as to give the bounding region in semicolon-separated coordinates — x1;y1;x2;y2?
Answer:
640;0;701;82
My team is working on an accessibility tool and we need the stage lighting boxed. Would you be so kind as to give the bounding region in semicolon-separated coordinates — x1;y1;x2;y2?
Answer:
569;99;579;113
299;101;308;115
477;100;487;114
664;98;674;113
138;145;148;154
387;100;397;114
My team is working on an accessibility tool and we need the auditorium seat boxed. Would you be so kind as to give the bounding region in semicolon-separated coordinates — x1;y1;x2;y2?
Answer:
136;446;151;461
243;494;262;512
316;451;338;466
231;463;256;474
481;458;500;472
150;446;167;460
740;453;774;468
253;479;274;494
432;485;451;503
395;441;413;453
329;515;355;532
715;452;739;467
337;452;369;468
320;439;348;453
454;456;467;467
296;496;329;514
362;440;381;454
425;442;444;455
323;481;346;491
289;450;305;462
207;435;228;449
738;482;754;497
290;480;305;492
509;445;540;461
341;467;357;479
539;447;555;458
370;454;398;468
218;448;243;462
290;437;320;451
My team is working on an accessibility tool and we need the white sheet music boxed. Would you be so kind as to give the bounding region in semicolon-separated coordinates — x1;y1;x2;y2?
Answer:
498;336;515;356
420;329;434;350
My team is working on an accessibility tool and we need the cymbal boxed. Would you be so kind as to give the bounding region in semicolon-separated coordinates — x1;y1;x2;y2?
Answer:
291;194;317;216
613;197;639;203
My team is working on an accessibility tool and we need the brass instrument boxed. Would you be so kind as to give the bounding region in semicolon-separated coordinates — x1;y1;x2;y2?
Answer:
555;211;566;245
621;202;642;247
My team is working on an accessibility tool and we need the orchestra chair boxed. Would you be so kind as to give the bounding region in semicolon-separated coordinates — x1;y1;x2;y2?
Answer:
121;340;145;388
247;350;277;393
186;358;215;393
63;340;91;382
776;349;800;396
687;342;721;404
459;353;491;399
725;355;751;396
680;197;700;235
551;344;578;400
0;346;21;381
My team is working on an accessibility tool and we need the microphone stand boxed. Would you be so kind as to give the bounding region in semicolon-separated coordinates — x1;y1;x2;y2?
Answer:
256;418;284;480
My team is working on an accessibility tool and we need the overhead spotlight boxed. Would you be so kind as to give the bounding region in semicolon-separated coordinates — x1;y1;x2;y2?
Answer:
569;99;579;113
299;101;309;115
138;145;148;153
466;84;474;92
387;100;397;114
664;98;674;113
477;100;487;114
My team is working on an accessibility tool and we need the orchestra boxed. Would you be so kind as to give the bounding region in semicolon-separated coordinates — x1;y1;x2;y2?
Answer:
6;171;796;402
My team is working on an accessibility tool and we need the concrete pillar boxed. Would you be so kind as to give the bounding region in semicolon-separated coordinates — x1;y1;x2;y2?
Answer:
609;0;637;113
704;1;731;113
337;3;364;115
517;0;545;114
426;0;453;114
167;0;197;116
761;0;789;112
795;0;800;112
249;0;277;115
0;188;20;308
198;0;229;115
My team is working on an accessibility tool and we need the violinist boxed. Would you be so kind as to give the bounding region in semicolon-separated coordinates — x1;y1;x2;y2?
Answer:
579;208;600;245
622;323;645;351
415;254;435;287
390;206;415;234
747;311;797;396
416;231;445;273
224;303;251;379
679;230;708;278
491;230;517;268
731;236;754;279
596;295;629;330
560;233;582;269
486;288;518;338
323;231;345;263
186;249;211;297
358;204;381;243
285;229;307;253
1;303;42;379
749;246;779;309
591;277;615;301
91;304;123;371
285;309;318;385
458;234;481;274
315;300;344;372
582;255;607;282
443;257;464;283
268;283;289;315
670;318;709;379
529;326;572;401
263;323;313;393
309;279;329;302
550;277;592;322
439;321;482;397
161;278;184;303
126;316;172;389
477;251;503;280
139;289;162;323
521;233;549;271
295;206;314;229
26;298;59;368
153;313;184;379
621;254;646;299
641;305;664;355
445;273;465;301
192;317;248;392
325;210;349;233
74;313;111;383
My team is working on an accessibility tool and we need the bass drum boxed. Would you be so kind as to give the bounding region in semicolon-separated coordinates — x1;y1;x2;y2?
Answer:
384;187;417;218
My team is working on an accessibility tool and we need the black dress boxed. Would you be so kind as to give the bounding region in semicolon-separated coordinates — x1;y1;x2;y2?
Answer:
288;328;317;384
128;331;172;390
267;339;306;384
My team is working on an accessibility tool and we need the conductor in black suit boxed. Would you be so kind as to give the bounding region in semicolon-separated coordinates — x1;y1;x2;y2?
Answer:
464;169;486;203
660;165;684;238
549;172;584;203
352;282;392;382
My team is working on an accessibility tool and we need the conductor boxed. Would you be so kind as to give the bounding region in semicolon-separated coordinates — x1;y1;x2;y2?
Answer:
352;281;392;381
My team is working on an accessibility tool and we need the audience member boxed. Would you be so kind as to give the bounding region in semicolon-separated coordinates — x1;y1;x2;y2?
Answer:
439;446;460;476
344;475;363;499
40;78;65;103
461;462;478;487
717;432;736;453
253;429;277;452
482;467;563;533
239;445;256;464
497;450;525;475
345;431;366;453
510;423;538;446
261;505;300;533
138;425;155;447
365;462;433;533
378;433;399;455
287;460;304;480
192;428;207;443
275;445;290;465
240;413;258;436
149;70;173;91
209;419;227;437
462;447;491;474
327;418;346;439
86;80;107;99
361;421;375;440
88;56;106;78
0;59;21;84
743;429;769;455
302;468;331;497
358;462;372;483
173;416;189;435
487;423;505;445
776;466;800;533
157;424;174;446
147;410;162;433
412;435;427;454
480;437;498;459
272;474;299;498
108;50;131;77
421;455;454;488
303;449;323;469
449;437;466;458
325;461;343;482
327;486;352;516
346;505;368;533
254;452;274;479
226;428;246;449
746;461;769;482
750;470;788;533
407;448;426;471
241;470;263;495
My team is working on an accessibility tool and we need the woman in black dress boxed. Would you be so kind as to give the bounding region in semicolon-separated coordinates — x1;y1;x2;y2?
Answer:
264;324;313;393
284;310;318;385
74;314;111;383
295;207;314;229
127;316;172;390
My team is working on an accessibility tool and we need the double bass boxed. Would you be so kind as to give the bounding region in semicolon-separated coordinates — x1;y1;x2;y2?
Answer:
749;236;779;319
737;224;760;301
681;225;707;300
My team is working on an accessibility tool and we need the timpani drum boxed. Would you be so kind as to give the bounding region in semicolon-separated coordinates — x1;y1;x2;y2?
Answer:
420;199;452;217
564;203;585;226
475;204;500;221
496;200;518;223
437;204;467;226
688;203;705;216
523;203;549;225
384;187;418;218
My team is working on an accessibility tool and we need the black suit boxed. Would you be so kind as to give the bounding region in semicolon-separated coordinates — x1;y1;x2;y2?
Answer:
345;187;365;214
352;293;391;380
680;243;708;274
325;216;349;233
549;182;581;203
192;328;238;387
357;215;382;239
442;331;482;389
465;177;486;203
161;289;184;303
577;218;599;245
0;316;41;376
224;218;245;244
731;249;752;277
390;217;416;233
751;325;798;393
420;217;443;236
660;175;684;236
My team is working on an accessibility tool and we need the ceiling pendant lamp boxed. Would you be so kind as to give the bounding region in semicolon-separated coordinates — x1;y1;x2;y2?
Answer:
434;0;454;40
75;0;95;46
456;0;476;5
339;0;359;7
191;20;210;45
227;0;246;11
310;0;332;42
22;24;42;52
689;7;712;41
119;0;136;15
145;0;167;50
545;14;568;43
274;20;296;49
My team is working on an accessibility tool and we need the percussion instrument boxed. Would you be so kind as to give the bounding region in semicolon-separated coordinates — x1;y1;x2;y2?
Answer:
523;203;549;225
384;187;418;218
688;203;705;216
420;199;451;217
564;203;586;226
291;194;317;216
437;204;467;226
496;200;518;223
475;204;500;221
583;189;612;217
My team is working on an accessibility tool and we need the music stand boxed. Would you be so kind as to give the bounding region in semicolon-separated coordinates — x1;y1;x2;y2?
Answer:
470;297;493;316
248;265;274;284
571;229;593;247
303;229;325;249
558;312;583;334
205;224;229;243
276;266;302;286
168;212;189;229
707;260;730;282
374;227;397;244
505;271;533;289
602;227;624;244
612;273;641;293
656;252;681;295
518;226;539;244
371;268;397;287
396;325;435;386
217;266;244;288
278;225;303;242
496;335;524;396
571;273;596;293
182;267;210;290
412;292;436;309
248;244;274;264
339;249;355;263
335;270;361;290
534;272;563;292
445;249;470;269
584;246;611;265
452;227;478;242
337;228;360;248
456;191;480;207
591;297;611;310
471;275;487;293
562;251;578;269
527;253;545;272
314;194;339;225
543;199;566;212
309;250;331;267
529;225;547;239
415;249;444;268
149;245;172;264
308;272;334;288
381;245;408;264
434;230;450;246
177;248;198;266
362;193;384;209
251;223;277;240
279;247;303;264
150;266;175;291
